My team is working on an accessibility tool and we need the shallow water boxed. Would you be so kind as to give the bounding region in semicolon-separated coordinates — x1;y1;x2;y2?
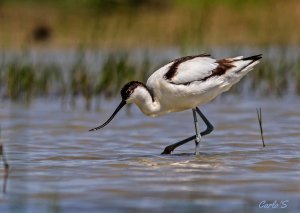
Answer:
0;97;300;213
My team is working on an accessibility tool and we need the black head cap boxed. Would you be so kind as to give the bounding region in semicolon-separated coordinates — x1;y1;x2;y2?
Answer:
120;81;145;100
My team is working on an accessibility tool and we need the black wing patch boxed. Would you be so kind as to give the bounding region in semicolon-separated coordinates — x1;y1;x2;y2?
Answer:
169;58;235;85
200;59;235;81
164;54;211;80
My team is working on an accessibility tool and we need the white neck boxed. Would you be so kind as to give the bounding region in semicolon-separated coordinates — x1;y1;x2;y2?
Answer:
127;87;161;117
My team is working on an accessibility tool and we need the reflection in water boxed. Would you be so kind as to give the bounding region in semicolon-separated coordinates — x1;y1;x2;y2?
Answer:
0;125;9;194
0;144;9;194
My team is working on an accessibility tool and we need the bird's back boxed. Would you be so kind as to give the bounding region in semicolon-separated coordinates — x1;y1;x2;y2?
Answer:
146;54;261;114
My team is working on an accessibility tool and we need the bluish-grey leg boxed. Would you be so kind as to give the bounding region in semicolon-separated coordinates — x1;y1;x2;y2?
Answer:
161;108;214;154
193;109;201;155
195;107;214;135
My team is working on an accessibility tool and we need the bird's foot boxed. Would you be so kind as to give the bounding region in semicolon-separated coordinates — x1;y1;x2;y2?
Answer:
161;145;174;155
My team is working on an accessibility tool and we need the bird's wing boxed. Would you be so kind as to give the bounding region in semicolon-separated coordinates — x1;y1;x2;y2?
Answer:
164;54;219;85
164;54;262;85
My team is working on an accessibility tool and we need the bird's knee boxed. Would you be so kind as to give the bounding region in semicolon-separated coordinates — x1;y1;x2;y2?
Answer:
210;125;214;132
208;124;214;134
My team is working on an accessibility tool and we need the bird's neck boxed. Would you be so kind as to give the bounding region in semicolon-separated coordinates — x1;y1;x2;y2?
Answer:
130;87;161;116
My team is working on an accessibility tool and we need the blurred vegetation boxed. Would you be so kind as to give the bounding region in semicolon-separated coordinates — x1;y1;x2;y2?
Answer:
0;49;300;110
0;0;299;48
0;50;155;110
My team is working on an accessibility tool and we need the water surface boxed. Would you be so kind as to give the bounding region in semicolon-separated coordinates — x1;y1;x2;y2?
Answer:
0;97;300;212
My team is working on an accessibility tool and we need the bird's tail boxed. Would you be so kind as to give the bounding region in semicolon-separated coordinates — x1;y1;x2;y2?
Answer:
241;54;262;69
229;54;262;74
216;54;262;89
242;54;263;62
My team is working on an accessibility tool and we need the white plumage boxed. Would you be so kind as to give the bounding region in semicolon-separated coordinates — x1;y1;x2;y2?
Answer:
132;54;261;117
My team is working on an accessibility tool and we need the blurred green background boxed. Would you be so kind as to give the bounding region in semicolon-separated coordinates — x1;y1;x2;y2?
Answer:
1;0;299;48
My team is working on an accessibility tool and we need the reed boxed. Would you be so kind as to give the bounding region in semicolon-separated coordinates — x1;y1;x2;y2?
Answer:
256;108;265;147
295;58;300;95
6;62;36;102
95;53;138;98
0;51;299;109
69;56;95;110
0;62;3;98
36;64;63;97
250;56;295;97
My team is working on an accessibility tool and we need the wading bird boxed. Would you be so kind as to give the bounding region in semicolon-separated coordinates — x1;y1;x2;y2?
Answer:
89;54;262;155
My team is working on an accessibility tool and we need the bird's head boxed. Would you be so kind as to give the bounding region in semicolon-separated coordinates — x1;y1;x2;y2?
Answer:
120;81;149;104
89;81;145;131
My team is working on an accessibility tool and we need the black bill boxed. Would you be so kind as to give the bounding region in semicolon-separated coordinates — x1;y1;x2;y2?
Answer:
89;100;126;131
